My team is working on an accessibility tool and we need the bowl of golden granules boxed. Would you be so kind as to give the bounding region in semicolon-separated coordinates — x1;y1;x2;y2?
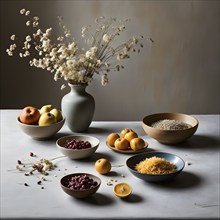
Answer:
126;152;185;182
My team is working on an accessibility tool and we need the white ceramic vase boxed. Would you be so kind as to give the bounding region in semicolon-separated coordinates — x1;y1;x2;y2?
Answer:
61;83;95;132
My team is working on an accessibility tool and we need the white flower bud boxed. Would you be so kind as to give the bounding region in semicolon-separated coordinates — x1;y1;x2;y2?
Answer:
103;34;110;42
101;73;108;86
25;10;30;16
46;28;52;36
10;35;15;40
36;29;41;35
26;35;31;42
26;21;30;26
20;9;25;14
61;84;66;90
33;16;39;21
33;21;39;27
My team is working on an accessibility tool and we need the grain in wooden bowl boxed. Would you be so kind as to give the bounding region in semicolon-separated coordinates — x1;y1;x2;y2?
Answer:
142;113;199;144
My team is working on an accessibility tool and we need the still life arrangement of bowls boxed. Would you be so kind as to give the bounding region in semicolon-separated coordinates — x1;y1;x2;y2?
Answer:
142;112;199;144
56;135;100;159
126;152;185;182
16;110;198;198
60;173;101;198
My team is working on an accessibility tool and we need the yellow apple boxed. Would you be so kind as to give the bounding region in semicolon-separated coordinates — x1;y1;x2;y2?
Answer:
106;133;120;147
95;158;111;174
40;104;54;115
50;108;63;122
38;112;57;126
124;131;138;142
114;138;130;150
120;128;133;138
130;138;146;151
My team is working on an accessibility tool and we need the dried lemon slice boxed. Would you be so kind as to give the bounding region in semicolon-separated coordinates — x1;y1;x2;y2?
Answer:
113;182;132;198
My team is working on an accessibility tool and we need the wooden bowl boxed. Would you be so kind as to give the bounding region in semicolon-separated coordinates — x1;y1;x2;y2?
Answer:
142;113;198;144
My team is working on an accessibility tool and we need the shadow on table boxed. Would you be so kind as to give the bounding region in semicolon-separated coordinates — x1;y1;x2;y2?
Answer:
70;192;143;205
71;192;114;206
146;171;201;189
30;132;71;144
87;126;115;134
175;134;220;150
119;193;144;203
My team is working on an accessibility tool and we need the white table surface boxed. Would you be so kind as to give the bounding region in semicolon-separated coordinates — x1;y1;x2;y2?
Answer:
1;110;220;220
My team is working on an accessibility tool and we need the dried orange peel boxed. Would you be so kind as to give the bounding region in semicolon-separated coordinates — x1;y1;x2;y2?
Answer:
113;182;132;198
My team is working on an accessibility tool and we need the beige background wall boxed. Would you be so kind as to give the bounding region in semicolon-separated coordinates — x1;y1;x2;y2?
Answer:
0;0;219;120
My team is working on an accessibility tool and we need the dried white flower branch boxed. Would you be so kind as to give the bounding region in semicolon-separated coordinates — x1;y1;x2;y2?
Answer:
6;9;152;88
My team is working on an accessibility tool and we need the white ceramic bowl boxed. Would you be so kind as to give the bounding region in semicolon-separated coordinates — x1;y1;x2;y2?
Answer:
17;117;65;140
56;135;100;159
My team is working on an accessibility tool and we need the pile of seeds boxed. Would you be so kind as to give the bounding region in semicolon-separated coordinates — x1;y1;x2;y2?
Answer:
151;119;192;130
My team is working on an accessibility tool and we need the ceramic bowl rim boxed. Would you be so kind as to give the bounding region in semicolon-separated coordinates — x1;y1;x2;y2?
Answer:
56;135;100;151
126;151;185;177
17;116;65;127
142;112;199;131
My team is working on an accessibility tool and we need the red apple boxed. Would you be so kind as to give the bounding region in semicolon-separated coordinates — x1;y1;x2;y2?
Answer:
19;106;40;125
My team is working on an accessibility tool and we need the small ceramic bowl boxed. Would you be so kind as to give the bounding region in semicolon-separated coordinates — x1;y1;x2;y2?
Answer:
126;152;185;182
17;117;65;140
142;113;199;144
56;135;99;159
113;182;132;198
60;173;101;198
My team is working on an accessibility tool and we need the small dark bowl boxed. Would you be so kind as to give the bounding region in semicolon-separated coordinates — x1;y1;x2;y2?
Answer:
126;152;185;182
60;173;101;198
142;113;199;144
